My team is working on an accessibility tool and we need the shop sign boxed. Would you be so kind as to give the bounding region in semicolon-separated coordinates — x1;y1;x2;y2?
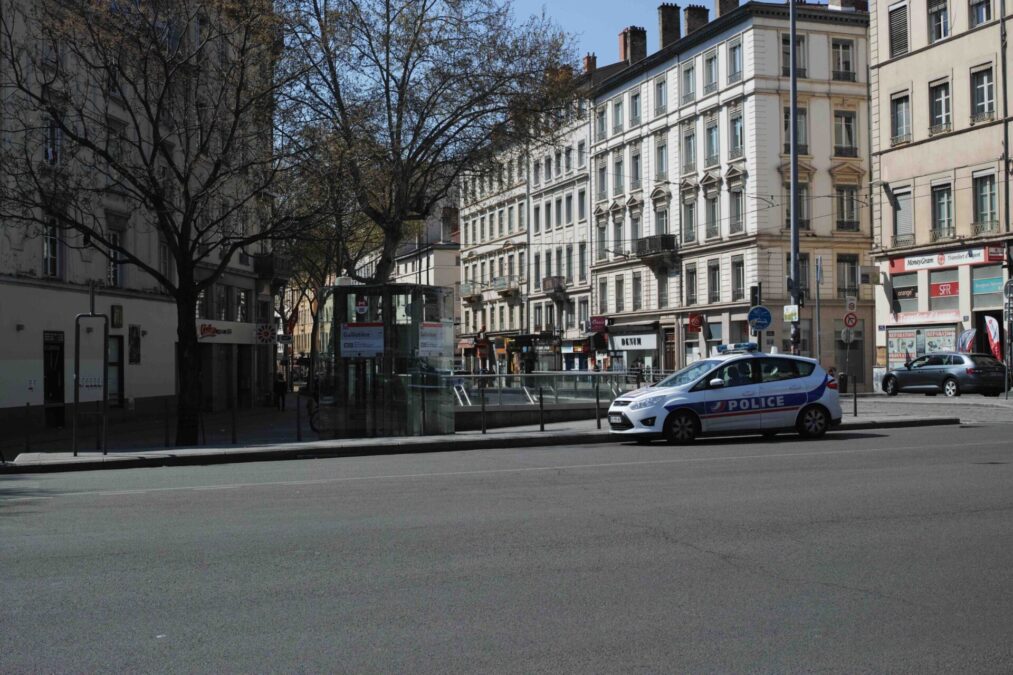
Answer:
890;247;1003;273
929;281;959;298
973;277;1004;295
687;312;704;333
893;287;917;300
340;322;384;358
589;316;609;332
610;334;658;350
886;326;958;369
891;309;961;325
198;323;233;339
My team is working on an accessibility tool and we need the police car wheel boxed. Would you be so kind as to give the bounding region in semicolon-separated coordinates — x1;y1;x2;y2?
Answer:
664;410;698;445
797;405;829;439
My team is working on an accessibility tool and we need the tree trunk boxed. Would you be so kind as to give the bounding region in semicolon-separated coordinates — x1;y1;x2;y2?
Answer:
175;293;203;446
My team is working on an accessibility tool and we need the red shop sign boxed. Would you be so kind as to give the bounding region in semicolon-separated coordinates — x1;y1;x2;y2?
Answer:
930;281;959;297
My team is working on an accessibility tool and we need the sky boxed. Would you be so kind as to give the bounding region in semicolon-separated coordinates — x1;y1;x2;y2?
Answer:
510;0;718;62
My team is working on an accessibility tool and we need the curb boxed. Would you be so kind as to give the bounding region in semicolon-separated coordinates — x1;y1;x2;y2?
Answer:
0;417;962;475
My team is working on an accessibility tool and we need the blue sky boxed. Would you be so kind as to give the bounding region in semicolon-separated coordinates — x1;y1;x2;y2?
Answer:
511;0;717;61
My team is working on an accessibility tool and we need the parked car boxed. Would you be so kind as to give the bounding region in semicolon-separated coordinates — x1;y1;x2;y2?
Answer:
882;352;1008;397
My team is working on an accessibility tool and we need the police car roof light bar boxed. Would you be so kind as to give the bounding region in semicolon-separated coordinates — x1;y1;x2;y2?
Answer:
716;342;759;354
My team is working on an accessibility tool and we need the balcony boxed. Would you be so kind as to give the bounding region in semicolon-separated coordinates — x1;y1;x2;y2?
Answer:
683;228;698;246
785;219;811;230
729;218;744;234
681;92;695;105
613;123;624;134
971;110;995;124
631;177;642;190
635;234;679;267
682;161;697;175
704;153;720;167
783;143;809;155
728;146;744;160
833;70;857;82
706;225;720;240
891;133;912;146
930;225;956;242
837;286;858;300
542;276;567;298
782;66;807;78
253;253;290;288
492;275;521;296
892;233;915;247
728;71;742;84
708;290;721;303
704;81;718;95
655;103;667;117
973;219;998;235
630;114;641;126
834;145;858;157
929;122;952;136
460;281;483;302
836;219;860;232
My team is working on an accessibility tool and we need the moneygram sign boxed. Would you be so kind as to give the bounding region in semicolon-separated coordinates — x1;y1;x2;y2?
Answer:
890;246;1004;273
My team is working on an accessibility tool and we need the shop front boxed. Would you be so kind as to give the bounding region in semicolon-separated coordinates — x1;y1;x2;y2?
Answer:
607;323;661;373
562;339;591;371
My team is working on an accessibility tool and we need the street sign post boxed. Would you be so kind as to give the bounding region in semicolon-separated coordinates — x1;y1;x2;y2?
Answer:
845;296;857;313
841;327;857;417
748;305;772;353
840;327;855;344
783;304;799;323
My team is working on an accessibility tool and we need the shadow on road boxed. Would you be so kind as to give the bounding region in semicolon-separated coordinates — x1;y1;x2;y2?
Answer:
622;432;888;448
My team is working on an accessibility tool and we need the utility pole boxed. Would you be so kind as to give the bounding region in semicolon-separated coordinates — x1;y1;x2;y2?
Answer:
789;0;802;355
815;255;823;363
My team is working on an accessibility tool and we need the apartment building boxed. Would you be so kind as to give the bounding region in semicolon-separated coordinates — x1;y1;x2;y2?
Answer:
589;1;874;384
870;0;1012;372
0;1;280;427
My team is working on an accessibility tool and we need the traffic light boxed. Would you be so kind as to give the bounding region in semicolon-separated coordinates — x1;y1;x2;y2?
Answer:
749;284;762;306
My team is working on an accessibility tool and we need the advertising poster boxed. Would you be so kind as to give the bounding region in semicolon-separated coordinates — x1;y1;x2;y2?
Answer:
419;321;454;357
886;326;957;369
340;322;384;358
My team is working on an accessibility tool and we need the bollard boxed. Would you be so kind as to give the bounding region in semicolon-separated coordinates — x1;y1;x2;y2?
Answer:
480;381;487;435
595;381;601;430
539;385;545;432
853;381;858;417
296;393;303;442
164;398;171;448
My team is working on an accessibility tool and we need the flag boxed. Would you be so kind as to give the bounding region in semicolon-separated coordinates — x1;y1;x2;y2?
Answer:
984;316;1002;361
957;329;976;353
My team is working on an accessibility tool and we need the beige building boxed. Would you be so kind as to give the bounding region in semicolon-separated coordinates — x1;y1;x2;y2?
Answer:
870;0;1012;376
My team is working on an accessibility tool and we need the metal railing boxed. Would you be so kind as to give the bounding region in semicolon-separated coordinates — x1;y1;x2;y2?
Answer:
728;71;742;84
705;153;720;167
836;219;860;231
728;146;743;160
892;233;915;247
973;219;998;235
833;70;857;81
971;110;995;124
704;81;718;94
783;66;807;78
635;234;678;258
891;133;912;146
784;143;809;155
834;145;858;157
931;225;956;241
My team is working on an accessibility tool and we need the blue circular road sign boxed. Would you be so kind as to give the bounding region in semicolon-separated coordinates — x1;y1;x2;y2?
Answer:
748;305;772;330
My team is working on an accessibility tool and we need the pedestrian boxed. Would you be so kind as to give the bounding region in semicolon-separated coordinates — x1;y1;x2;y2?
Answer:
274;374;287;411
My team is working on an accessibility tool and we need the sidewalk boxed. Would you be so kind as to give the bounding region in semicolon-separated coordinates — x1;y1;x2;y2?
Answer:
2;413;960;474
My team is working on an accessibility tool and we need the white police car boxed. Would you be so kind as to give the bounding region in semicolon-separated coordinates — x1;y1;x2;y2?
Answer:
608;343;841;444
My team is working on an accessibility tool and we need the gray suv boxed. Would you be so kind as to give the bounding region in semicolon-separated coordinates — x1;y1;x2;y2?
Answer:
882;352;1008;397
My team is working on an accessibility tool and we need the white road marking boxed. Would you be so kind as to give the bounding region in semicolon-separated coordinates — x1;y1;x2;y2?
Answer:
4;436;1006;501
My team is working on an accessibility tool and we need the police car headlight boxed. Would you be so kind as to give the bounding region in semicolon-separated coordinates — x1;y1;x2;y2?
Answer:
630;395;666;411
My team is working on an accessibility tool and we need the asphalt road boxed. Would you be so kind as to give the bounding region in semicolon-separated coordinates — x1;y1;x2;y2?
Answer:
3;425;1013;673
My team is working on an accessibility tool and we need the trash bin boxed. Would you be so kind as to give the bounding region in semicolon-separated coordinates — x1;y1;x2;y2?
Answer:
838;373;849;394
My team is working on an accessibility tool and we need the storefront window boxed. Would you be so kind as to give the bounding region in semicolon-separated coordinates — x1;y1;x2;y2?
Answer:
891;272;918;313
972;264;1003;307
929;268;959;311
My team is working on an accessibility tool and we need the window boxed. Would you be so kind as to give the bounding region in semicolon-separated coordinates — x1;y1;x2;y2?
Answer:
596;107;607;139
613;99;624;133
534;305;543;329
565;301;575;329
533;205;541;234
613;155;624;193
508;206;514;232
704;52;718;93
214;285;232;321
973;264;1003;307
729;112;744;158
973;174;997;232
732;257;745;300
565;195;573;224
683;200;696;243
655;78;667;114
655;208;668;235
545;203;552;231
630;92;641;124
565;245;573;282
932;184;954;239
498;210;504;236
705;121;719;165
781;34;807;77
597;163;607;200
107;229;124;287
889;4;909;57
42;222;61;278
834;111;857;155
707;260;720;303
836;186;860;230
577;141;587;167
158;239;172;287
632;273;643;310
44;116;62;165
837;254;859;299
555;198;562;227
785;182;811;229
893;189;913;246
533;161;541;185
655;140;668;179
892;272;918;312
565;147;572;172
930;268;959;310
712;360;757;388
682;129;696;172
832;39;855;81
630;214;641;244
631;152;641;189
705;196;719;239
235;288;250;322
480;215;486;240
657;269;669;308
972;68;995;120
729;190;744;233
685;265;697;304
578;299;589;326
579;243;587;281
970;0;991;26
578;189;587;220
783;106;808;153
596;222;607;260
681;65;695;103
928;0;949;42
930;82;951;133
545;156;552;179
599;279;608;313
728;41;742;83
554;151;561;177
613;220;623;256
615;275;625;313
534;254;541;289
891;94;911;143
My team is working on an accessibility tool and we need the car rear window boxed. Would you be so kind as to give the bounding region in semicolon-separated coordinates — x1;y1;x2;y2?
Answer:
970;355;1002;368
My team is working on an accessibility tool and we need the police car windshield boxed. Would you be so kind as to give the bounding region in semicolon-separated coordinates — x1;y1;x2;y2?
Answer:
655;359;723;387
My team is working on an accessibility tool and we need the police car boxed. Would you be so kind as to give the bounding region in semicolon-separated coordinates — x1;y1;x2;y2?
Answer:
607;343;841;444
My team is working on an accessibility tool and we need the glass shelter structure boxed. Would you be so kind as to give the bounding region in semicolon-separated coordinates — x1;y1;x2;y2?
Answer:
314;283;455;438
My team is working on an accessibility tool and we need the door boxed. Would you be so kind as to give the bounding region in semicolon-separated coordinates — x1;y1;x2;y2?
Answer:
43;331;65;428
698;358;760;432
107;336;124;407
903;355;941;390
756;357;807;429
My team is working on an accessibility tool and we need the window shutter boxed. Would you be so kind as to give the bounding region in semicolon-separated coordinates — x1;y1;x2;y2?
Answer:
894;191;913;235
927;0;946;13
889;6;909;56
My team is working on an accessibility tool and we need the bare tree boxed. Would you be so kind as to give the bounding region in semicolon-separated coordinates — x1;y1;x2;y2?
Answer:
0;0;309;445
281;0;576;282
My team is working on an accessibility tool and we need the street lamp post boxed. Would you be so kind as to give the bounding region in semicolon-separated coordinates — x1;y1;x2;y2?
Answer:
789;0;802;355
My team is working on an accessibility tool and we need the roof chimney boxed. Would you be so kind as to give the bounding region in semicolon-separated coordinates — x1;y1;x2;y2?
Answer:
583;52;597;74
716;0;739;17
619;26;648;64
684;4;709;34
659;4;681;48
